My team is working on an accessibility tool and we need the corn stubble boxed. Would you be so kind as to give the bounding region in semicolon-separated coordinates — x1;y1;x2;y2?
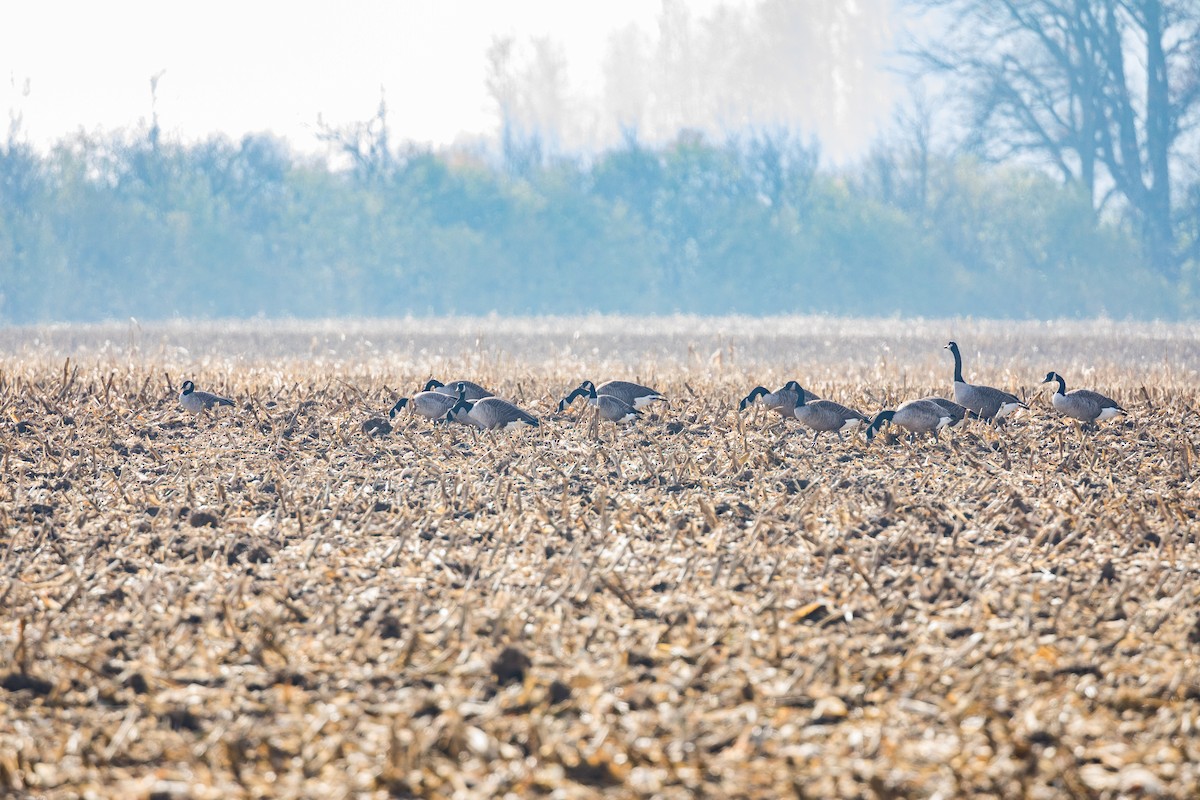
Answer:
1;319;1199;798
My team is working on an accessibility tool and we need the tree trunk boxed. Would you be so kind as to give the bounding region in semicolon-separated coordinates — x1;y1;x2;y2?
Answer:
1142;0;1177;279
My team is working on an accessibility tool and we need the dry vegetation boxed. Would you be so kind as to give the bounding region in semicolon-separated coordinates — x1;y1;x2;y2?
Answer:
2;317;1199;799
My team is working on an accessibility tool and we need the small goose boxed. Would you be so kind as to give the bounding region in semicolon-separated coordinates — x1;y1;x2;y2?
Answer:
573;381;641;423
790;386;870;446
389;390;458;422
179;380;234;415
920;396;973;428
867;399;954;442
944;341;1027;422
446;382;539;430
738;381;820;418
425;379;492;401
1042;371;1126;428
559;380;664;411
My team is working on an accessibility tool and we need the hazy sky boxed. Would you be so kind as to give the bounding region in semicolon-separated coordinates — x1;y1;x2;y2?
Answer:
2;1;898;161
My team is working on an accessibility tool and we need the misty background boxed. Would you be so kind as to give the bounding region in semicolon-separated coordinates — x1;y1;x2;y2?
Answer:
2;0;1198;324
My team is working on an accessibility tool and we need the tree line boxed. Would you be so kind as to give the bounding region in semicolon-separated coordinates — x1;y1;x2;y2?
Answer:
2;0;1198;324
0;117;1190;325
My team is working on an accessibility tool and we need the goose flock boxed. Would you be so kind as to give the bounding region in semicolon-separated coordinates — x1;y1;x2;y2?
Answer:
179;341;1129;440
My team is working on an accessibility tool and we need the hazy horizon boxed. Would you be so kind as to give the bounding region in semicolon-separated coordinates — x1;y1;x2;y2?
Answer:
2;0;899;164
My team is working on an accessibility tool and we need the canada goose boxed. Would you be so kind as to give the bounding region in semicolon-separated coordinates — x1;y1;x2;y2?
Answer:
738;381;821;418
920;396;973;428
790;386;870;446
1042;372;1126;428
944;341;1027;422
570;381;641;423
424;379;492;401
558;380;664;411
179;380;234;414
867;399;954;442
446;383;539;430
389;391;458;422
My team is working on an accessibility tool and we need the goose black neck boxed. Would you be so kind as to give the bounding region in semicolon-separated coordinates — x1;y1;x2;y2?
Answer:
794;387;811;407
1051;373;1066;394
561;387;586;407
424;379;444;392
866;410;894;440
948;343;964;383
738;386;768;411
389;398;408;418
450;398;472;415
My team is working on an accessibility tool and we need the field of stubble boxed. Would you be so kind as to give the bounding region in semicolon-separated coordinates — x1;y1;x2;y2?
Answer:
2;316;1199;799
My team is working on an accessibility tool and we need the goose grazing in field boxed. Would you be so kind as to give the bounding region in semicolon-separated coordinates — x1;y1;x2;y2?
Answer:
389;390;458;422
738;380;820;418
867;399;954;442
1042;371;1126;429
558;380;664;411
790;386;870;446
446;382;539;430
424;378;492;401
944;341;1027;423
569;380;641;423
179;380;234;415
920;396;973;428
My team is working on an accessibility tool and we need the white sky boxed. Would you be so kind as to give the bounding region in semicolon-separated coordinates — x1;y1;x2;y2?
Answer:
2;0;891;159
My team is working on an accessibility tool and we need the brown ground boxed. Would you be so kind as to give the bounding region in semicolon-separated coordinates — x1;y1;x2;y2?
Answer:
1;317;1198;799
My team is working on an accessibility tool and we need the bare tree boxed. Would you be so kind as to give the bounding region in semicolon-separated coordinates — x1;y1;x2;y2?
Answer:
907;0;1200;280
316;89;394;181
485;35;571;172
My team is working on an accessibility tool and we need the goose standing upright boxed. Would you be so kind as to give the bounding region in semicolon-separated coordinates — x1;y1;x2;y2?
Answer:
558;380;664;411
789;385;870;446
867;399;954;442
446;383;539;430
944;341;1027;423
179;380;234;415
738;380;820;419
1042;371;1126;429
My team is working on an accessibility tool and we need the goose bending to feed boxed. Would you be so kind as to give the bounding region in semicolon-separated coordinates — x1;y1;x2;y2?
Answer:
558;380;664;411
446;382;539;430
179;380;234;415
424;379;492;401
920;396;973;428
569;381;641;423
738;381;820;418
389;390;458;422
1042;371;1126;429
790;386;870;446
944;341;1027;423
867;399;954;442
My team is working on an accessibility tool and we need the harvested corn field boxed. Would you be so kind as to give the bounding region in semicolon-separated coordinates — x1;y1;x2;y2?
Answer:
2;316;1199;799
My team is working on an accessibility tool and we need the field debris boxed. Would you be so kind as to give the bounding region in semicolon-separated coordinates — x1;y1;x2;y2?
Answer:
1;317;1199;798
